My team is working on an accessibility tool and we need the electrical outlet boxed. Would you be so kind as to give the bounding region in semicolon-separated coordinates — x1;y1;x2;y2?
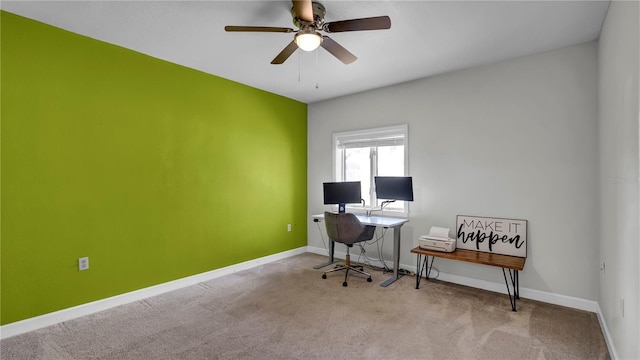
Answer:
287;224;292;232
78;257;89;271
620;297;625;318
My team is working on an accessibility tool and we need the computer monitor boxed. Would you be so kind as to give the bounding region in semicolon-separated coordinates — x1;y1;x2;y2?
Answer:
374;176;414;201
323;181;362;213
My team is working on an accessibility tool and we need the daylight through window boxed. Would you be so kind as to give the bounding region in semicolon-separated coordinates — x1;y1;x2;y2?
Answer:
333;125;409;214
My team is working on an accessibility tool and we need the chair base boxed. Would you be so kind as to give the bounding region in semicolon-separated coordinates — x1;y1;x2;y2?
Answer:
321;254;372;286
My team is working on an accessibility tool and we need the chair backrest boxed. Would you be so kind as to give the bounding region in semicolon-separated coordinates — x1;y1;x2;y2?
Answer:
324;211;376;245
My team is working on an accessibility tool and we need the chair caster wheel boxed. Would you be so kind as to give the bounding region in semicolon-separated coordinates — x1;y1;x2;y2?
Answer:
343;282;348;287
367;277;372;282
322;274;327;279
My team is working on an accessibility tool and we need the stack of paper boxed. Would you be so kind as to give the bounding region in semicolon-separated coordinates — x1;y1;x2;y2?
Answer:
420;226;451;241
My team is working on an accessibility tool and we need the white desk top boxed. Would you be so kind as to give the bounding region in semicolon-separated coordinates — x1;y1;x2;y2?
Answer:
312;213;408;228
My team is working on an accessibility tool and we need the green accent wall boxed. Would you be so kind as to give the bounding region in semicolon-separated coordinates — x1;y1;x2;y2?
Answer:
0;11;308;325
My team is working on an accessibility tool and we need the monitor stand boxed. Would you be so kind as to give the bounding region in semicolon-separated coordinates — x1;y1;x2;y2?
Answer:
338;203;346;213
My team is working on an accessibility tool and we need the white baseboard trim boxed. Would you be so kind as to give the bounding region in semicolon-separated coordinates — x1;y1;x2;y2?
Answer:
436;271;599;312
595;303;620;360
308;245;598;312
0;247;308;340
307;245;394;269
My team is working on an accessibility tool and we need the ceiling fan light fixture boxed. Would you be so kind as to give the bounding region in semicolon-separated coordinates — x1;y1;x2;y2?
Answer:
225;1;391;64
294;31;322;51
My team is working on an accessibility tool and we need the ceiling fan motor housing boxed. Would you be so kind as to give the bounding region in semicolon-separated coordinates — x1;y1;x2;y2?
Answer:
292;1;326;30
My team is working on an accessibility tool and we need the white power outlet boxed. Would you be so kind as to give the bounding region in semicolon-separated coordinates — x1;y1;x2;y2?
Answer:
620;297;625;318
78;257;89;271
287;224;292;232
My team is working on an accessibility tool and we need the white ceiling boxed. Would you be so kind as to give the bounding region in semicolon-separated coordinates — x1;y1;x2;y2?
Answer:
2;0;610;104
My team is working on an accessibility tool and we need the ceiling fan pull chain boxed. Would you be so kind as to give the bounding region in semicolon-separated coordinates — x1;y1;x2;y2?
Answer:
315;49;319;89
298;51;301;83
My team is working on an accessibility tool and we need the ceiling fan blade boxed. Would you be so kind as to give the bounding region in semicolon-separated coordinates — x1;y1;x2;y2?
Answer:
320;36;357;65
292;0;314;23
271;41;299;64
323;16;391;33
225;26;294;33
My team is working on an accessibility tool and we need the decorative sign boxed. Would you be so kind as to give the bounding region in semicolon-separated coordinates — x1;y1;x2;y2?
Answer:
456;215;527;257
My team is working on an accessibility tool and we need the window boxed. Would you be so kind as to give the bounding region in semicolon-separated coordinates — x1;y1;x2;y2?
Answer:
333;125;409;214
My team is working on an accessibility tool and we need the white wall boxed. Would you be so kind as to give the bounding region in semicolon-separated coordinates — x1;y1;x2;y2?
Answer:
308;42;599;301
598;1;640;359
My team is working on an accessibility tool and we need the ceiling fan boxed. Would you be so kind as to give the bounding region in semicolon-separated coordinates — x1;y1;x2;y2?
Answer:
224;0;391;65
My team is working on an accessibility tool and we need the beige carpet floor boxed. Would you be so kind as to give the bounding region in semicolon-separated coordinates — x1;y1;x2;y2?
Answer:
1;252;609;360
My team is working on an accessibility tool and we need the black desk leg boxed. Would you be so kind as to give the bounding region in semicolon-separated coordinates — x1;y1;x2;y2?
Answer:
415;254;422;289
380;225;405;287
425;256;435;280
502;268;520;311
415;254;435;290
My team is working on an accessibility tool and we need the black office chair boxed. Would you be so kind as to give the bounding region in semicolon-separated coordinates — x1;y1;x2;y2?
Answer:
322;211;376;286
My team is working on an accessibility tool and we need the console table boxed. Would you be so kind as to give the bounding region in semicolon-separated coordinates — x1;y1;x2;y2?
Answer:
410;247;526;311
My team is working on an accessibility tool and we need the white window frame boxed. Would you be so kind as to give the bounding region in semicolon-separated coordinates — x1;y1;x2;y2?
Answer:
332;124;410;216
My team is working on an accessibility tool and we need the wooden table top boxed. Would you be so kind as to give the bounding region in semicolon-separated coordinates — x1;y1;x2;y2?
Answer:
410;247;525;271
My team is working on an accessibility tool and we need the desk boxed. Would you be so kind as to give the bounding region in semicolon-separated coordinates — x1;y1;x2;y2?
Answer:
312;213;409;287
410;247;526;311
